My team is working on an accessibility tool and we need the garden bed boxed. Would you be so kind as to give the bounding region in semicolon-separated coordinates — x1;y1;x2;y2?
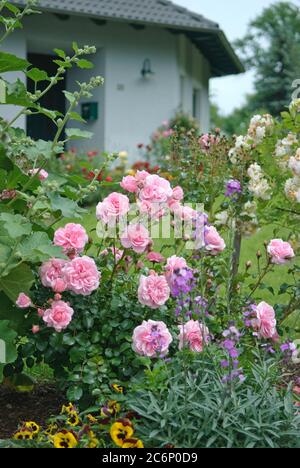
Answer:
0;384;64;440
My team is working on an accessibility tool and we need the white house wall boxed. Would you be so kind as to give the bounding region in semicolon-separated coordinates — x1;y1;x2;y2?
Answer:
1;31;26;130
1;13;211;161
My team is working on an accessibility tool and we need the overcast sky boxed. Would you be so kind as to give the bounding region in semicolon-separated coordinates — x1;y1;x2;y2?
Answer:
177;0;298;115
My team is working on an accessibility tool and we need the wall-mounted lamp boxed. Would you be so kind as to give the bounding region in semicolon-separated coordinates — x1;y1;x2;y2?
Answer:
141;59;155;79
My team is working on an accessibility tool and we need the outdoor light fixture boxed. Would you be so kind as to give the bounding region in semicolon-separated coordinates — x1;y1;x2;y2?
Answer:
141;59;155;79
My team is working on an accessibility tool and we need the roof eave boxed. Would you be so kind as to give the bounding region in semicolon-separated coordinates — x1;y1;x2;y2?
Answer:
15;2;245;76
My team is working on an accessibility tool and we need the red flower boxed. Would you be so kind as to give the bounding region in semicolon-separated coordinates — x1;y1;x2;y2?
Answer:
87;171;95;180
105;176;113;182
87;151;98;158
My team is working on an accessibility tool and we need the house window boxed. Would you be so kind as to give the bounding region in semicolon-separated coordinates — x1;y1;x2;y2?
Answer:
193;88;201;121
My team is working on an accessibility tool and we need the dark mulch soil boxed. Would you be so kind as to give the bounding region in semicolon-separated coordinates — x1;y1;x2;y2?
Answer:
0;384;64;440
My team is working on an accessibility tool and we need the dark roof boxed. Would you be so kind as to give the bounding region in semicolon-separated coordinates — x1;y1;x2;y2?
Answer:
15;0;244;76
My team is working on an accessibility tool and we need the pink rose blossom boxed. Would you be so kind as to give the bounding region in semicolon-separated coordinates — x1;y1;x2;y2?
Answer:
253;302;277;339
29;168;49;181
40;258;68;293
120;175;138;193
63;256;100;296
178;320;209;352
16;293;32;309
139;175;172;203
146;252;165;263
43;300;74;332
204;226;226;255
120;223;151;254
168;198;181;212
174;205;197;221
96;192;130;224
132;320;173;357
54;223;88;254
162;129;173;138
32;325;40;334
172;186;184;201
165;256;188;282
199;134;219;151
138;273;170;309
138;200;165;219
135;170;150;185
267;239;295;265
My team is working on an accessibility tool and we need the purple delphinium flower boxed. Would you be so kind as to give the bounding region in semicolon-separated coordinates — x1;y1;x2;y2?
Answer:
280;341;297;363
220;324;245;384
225;179;242;198
170;268;196;298
243;304;257;329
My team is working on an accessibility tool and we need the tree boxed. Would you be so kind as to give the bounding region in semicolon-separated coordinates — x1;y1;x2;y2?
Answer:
235;2;300;116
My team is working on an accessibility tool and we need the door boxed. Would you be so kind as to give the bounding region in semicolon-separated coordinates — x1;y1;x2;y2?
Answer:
27;53;66;141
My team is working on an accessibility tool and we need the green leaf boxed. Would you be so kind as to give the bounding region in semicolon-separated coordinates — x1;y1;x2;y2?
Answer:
0;320;17;382
63;91;76;105
6;165;28;189
0;264;34;301
5;3;21;15
69;347;86;363
0;292;25;334
72;42;79;53
53;49;66;59
0;52;29;73
65;128;93;141
32;105;62;122
18;232;64;263
26;67;49;83
0;213;32;238
53;59;71;69
48;192;86;218
76;59;94;70
26;140;54;160
0;146;13;171
67;385;83;402
69;111;86;123
4;79;32;107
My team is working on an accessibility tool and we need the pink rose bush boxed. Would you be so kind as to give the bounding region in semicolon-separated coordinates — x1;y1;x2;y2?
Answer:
204;226;226;255
139;174;173;203
40;258;68;293
146;251;165;263
165;256;188;283
178;320;210;352
120;175;138;193
132;320;173;357
40;257;100;296
138;273;170;309
96;192;130;224
252;302;277;339
63;256;100;296
16;293;32;309
54;223;88;254
267;239;295;265
120;223;151;254
43;300;74;332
